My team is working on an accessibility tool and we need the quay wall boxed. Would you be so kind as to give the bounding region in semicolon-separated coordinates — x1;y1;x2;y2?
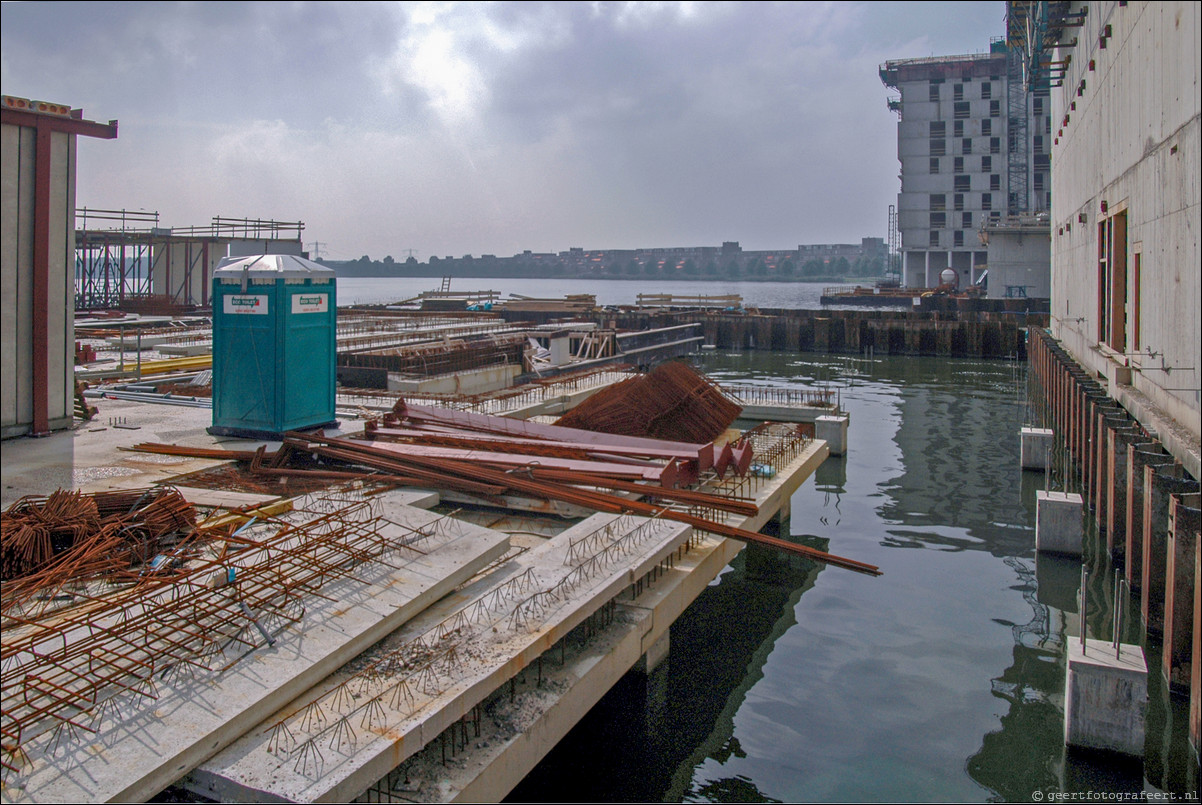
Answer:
1028;328;1201;759
502;309;1046;360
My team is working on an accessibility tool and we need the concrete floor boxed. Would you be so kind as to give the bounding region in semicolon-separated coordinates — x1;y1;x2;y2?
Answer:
1;396;831;804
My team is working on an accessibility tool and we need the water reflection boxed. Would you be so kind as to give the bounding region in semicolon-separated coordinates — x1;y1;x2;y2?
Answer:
510;353;1197;802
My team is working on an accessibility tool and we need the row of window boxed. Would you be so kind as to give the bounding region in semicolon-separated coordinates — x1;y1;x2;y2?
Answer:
928;80;999;103
929;212;977;229
928;229;987;247
930;193;994;212
928;79;1048;118
930;155;996;173
925;191;1053;217
930;120;995;138
929;137;1004;156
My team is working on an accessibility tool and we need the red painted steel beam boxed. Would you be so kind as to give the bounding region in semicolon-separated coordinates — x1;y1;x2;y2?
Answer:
360;440;675;485
370;426;699;469
32;125;51;433
393;401;715;471
296;432;880;576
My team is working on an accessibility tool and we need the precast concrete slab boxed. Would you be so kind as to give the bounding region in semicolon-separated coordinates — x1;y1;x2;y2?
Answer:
736;403;840;424
187;512;696;803
375;532;744;803
190;426;834;803
1;495;509;804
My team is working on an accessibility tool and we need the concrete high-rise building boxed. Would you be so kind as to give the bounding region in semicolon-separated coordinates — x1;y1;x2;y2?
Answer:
881;44;1051;289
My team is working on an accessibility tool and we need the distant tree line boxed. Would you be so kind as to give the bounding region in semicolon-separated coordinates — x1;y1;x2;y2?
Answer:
325;250;886;281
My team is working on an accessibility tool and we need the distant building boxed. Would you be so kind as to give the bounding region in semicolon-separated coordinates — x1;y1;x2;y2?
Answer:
881;44;1051;289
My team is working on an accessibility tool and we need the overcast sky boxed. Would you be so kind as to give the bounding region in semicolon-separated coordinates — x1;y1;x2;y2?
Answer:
2;1;1005;261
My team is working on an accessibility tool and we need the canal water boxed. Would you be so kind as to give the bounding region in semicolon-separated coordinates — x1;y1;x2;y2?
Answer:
505;350;1198;802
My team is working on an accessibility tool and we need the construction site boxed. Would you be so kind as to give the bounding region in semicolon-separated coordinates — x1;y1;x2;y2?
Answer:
1;343;867;803
1;160;867;801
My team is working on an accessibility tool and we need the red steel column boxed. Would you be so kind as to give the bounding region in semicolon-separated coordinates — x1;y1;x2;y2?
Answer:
1163;493;1200;690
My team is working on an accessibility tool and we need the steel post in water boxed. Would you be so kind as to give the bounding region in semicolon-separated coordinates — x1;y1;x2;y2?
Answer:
1080;565;1088;653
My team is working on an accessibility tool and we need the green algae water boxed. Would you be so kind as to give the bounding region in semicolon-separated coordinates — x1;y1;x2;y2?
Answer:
507;351;1199;802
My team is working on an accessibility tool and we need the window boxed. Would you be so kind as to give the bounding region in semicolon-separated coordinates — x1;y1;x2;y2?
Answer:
1132;252;1142;352
953;193;965;211
954;230;965;247
930;138;946;156
930;157;940;173
929;231;940;247
930;194;946;211
989;174;1001;191
982;119;992;136
953;120;964;138
990;137;1001;154
1034;135;1044;154
989;211;1002;223
930;212;947;228
929;82;941;102
989;100;1001;117
1035;153;1051;170
981;193;992;210
1098;211;1129;350
953;84;964;101
1033;97;1044;115
962;138;972;155
954;175;971;192
930;121;946;137
1046;117;1052;134
962;212;973;229
954;102;971;119
981;155;992;173
981;82;992;99
1034;172;1045;191
954;156;965;173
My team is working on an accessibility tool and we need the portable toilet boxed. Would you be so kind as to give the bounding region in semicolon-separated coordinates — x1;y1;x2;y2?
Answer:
209;254;337;437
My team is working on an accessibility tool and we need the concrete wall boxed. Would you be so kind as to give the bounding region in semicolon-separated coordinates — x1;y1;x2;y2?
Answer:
985;225;1051;299
1;120;76;438
1049;1;1201;451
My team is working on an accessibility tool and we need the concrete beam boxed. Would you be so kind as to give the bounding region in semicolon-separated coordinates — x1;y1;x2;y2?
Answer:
187;514;696;802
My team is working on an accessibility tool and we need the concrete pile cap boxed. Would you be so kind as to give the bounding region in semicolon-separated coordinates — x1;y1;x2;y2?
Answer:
213;254;334;280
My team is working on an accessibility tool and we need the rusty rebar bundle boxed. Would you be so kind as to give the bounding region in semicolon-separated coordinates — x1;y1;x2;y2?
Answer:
1;488;197;589
554;360;743;443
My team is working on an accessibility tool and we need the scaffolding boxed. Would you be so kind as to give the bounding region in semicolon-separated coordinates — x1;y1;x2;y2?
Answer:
1007;46;1031;215
74;210;304;311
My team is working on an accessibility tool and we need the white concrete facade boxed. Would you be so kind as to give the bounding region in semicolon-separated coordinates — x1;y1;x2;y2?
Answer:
882;50;1052;289
1047;1;1200;477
